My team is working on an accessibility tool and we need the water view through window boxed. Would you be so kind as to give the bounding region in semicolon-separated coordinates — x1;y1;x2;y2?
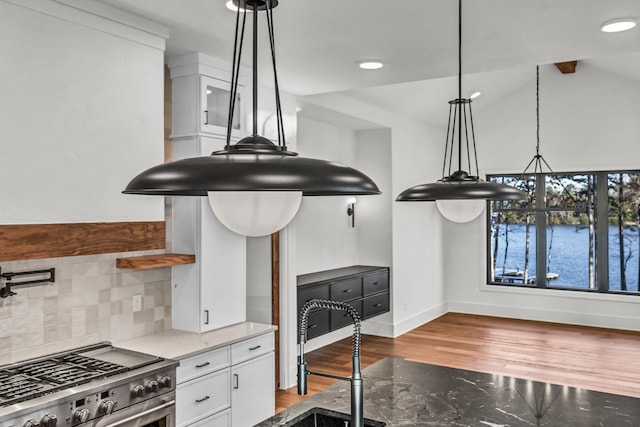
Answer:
488;171;640;294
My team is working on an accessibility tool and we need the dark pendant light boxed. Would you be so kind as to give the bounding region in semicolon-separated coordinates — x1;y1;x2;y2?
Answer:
124;0;380;237
521;66;556;176
396;0;526;203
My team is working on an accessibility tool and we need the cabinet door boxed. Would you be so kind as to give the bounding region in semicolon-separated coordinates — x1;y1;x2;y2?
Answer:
200;75;245;137
171;137;247;333
231;352;275;427
199;137;247;332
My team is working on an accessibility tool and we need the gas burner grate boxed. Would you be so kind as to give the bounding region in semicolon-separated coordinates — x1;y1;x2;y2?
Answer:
0;373;55;401
17;354;128;386
0;346;130;407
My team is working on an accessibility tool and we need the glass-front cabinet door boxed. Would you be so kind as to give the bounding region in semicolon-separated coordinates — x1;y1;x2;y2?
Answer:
200;75;245;138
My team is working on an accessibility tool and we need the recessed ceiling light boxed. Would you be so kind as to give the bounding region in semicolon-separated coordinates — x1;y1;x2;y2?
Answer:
358;60;384;70
601;18;637;33
469;91;481;99
225;1;253;12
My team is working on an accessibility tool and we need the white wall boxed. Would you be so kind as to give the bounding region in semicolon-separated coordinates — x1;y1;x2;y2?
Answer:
445;58;640;331
355;129;393;268
278;92;448;388
0;0;172;363
0;0;166;224
293;117;360;274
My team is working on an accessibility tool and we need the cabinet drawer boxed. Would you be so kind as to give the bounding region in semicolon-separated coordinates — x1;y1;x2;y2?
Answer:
330;300;362;331
363;271;389;296
231;333;274;365
330;277;362;302
297;285;329;312
186;409;230;427
176;368;230;427
177;346;230;383
362;292;390;319
298;309;330;341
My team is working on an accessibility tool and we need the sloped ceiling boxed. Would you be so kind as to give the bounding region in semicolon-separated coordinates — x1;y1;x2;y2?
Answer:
95;0;640;123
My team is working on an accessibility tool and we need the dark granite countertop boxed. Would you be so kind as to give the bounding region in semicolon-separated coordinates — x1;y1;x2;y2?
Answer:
257;357;640;426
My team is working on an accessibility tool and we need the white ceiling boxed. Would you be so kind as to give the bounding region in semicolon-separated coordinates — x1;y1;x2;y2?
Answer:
95;0;640;123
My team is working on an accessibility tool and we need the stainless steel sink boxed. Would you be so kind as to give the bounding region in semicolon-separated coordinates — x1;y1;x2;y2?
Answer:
282;408;386;427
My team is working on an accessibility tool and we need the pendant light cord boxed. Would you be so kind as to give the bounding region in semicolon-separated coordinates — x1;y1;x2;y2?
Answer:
443;0;479;180
521;65;554;175
536;65;540;157
265;1;286;149
253;3;259;136
226;7;247;149
225;1;286;150
457;0;463;173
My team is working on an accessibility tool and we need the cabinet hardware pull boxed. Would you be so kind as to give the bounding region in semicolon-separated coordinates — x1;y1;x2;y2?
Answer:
309;324;317;329
343;289;352;293
203;110;209;125
195;396;210;403
373;282;381;285
195;362;210;368
204;310;209;325
249;345;261;351
374;303;382;307
233;373;239;389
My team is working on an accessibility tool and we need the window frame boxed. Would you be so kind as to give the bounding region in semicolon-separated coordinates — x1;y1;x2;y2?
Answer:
485;170;640;296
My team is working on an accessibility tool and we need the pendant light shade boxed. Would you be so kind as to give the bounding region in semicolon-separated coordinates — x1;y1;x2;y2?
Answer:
436;199;485;223
395;0;526;208
123;0;380;236
208;191;302;237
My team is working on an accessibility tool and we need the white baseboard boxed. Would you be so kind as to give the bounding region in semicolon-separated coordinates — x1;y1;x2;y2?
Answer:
447;300;640;331
391;302;448;337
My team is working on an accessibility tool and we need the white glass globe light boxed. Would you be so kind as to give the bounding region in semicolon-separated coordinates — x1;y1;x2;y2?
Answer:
436;199;485;223
208;191;303;237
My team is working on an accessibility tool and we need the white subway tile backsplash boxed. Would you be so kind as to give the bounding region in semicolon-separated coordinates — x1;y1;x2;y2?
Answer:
1;251;171;363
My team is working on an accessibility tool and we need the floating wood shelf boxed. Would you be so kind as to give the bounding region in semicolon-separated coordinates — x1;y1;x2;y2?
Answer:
116;253;195;270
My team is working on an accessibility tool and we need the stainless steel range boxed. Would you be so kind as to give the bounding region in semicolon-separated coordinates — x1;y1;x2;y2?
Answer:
0;343;177;427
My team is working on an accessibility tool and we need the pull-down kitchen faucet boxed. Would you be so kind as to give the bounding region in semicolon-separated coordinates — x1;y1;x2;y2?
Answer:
298;299;364;427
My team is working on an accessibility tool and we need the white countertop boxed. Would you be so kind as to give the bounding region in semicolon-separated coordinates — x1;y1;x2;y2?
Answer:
115;322;277;360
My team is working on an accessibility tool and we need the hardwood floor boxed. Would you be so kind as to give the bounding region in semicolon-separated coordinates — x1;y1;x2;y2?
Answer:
275;312;640;413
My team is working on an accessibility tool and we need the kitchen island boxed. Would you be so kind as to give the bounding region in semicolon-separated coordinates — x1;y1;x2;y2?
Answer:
257;357;640;426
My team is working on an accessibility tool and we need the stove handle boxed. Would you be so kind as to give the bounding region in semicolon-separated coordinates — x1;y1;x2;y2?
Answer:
102;399;176;427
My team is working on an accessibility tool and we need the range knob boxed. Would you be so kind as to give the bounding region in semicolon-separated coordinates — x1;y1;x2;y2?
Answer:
22;420;38;427
158;376;172;389
73;408;91;423
131;384;146;398
41;414;57;427
145;380;159;393
98;400;115;415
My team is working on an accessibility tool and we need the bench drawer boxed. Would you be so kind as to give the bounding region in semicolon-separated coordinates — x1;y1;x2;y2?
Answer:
362;292;390;319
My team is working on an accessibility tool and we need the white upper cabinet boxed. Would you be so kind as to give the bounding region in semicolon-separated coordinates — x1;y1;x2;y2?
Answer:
169;53;248;140
168;53;249;333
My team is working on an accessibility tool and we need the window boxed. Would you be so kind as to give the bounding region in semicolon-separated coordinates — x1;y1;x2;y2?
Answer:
487;170;640;294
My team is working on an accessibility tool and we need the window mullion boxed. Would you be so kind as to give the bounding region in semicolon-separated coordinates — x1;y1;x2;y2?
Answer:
536;173;547;288
595;172;609;292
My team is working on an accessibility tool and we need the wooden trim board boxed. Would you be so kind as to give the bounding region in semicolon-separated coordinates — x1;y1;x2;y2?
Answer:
0;221;166;261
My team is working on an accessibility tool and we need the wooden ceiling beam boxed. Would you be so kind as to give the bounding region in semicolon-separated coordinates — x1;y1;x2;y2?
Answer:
555;60;578;74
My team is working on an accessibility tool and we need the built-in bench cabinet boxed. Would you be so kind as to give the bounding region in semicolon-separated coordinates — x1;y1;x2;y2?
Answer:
175;333;275;427
297;265;390;341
